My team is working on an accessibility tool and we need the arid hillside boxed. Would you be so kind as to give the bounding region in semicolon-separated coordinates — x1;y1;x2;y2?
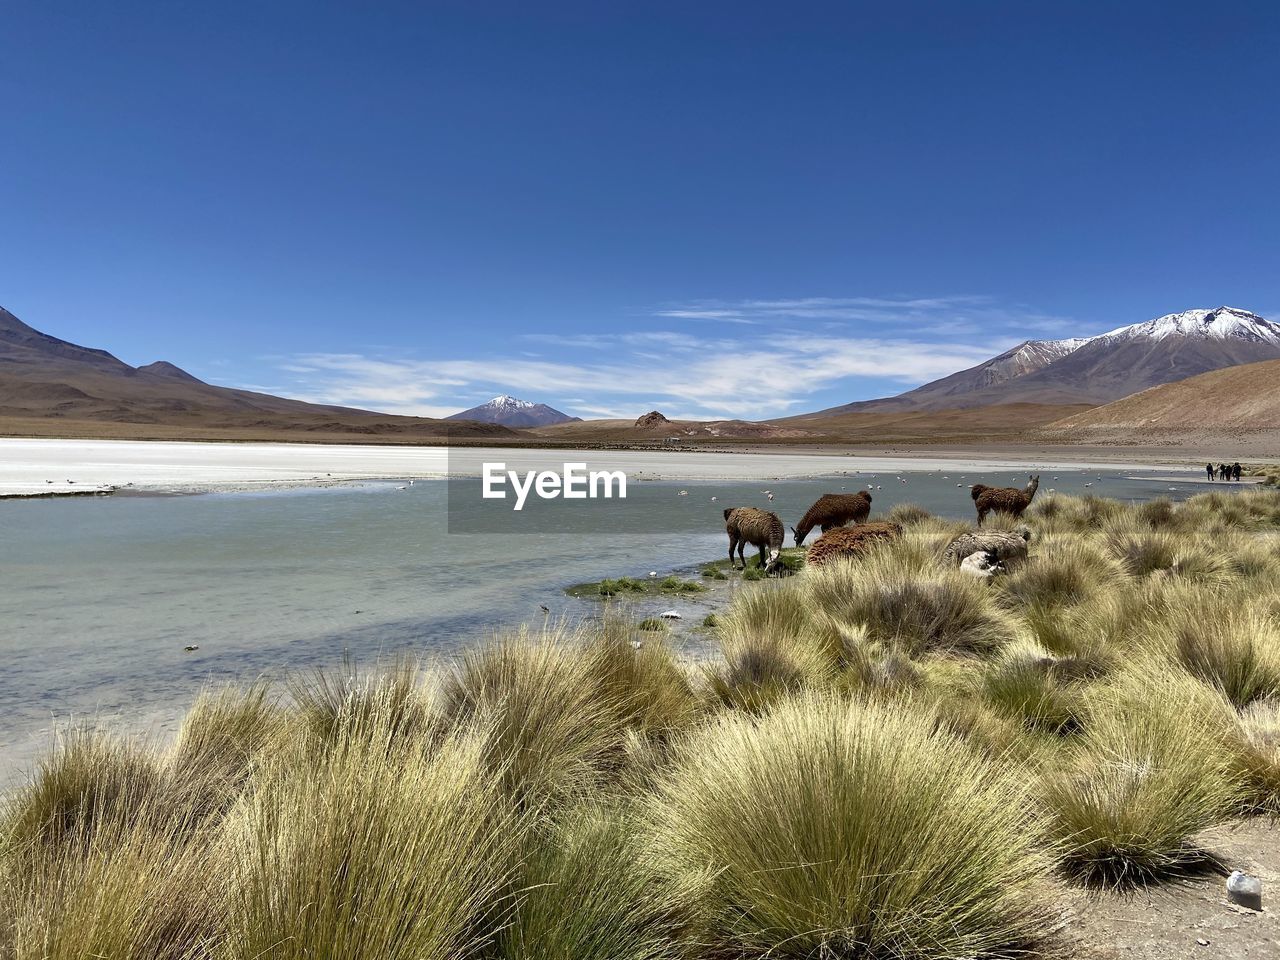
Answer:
1039;358;1280;450
0;307;514;443
779;402;1091;444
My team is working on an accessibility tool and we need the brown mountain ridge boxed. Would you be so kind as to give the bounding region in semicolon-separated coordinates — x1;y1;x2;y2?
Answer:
0;307;514;443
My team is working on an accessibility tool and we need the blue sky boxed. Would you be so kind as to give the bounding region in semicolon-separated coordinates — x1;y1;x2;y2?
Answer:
2;2;1278;420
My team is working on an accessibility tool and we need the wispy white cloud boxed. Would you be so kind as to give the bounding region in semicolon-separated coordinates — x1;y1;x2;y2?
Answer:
653;295;1076;337
261;332;1013;421
245;294;1077;421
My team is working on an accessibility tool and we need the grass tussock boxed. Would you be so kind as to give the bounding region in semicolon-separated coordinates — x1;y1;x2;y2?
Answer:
805;551;1019;657
1152;596;1280;709
7;487;1280;956
648;695;1057;958
499;802;681;960
438;626;626;806
222;725;518;960
1042;667;1243;886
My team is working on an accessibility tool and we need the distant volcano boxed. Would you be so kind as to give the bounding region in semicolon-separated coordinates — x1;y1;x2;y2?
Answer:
445;394;580;428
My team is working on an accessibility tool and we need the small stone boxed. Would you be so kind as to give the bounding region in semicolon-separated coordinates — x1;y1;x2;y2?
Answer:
659;610;681;619
1196;938;1210;947
183;645;199;652
1226;870;1263;911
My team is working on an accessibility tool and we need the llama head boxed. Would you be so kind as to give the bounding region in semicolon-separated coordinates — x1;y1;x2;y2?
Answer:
1027;475;1040;492
764;547;783;573
791;524;808;547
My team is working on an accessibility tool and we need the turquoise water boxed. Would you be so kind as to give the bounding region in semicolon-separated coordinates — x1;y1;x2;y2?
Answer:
0;467;1213;780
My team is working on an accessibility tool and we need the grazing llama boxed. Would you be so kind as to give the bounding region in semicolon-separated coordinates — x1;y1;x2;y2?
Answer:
970;475;1039;524
803;521;902;567
724;507;785;573
791;492;872;546
940;527;1032;568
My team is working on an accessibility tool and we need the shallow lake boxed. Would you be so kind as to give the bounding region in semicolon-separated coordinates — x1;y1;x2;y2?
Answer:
0;465;1225;782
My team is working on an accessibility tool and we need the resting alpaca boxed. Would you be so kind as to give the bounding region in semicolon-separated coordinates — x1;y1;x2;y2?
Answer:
970;475;1039;524
940;527;1031;568
959;551;1006;579
804;521;902;567
724;507;785;572
791;492;872;546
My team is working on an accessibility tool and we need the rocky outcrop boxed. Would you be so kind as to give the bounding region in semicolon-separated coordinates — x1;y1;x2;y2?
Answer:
635;410;671;429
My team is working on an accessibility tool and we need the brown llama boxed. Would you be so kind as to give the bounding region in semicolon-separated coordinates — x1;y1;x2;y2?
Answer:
791;492;872;546
724;507;785;572
804;521;902;567
970;475;1039;524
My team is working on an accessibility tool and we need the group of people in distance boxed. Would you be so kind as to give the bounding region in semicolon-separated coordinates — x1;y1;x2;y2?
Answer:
1207;461;1243;481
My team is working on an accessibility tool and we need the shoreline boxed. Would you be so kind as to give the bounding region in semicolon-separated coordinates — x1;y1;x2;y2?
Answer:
0;436;1205;499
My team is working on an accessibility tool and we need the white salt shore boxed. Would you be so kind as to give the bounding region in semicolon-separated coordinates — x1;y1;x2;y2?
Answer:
0;438;1179;498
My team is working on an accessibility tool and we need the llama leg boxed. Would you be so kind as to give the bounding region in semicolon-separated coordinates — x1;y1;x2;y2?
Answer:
728;534;739;568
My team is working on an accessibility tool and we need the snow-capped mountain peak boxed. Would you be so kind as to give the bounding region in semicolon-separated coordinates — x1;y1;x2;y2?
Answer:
446;394;580;428
1096;306;1280;345
977;337;1091;386
484;394;537;410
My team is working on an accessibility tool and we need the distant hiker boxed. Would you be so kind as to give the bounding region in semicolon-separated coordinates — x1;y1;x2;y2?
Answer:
1233;462;1242;482
1220;463;1230;481
1207;462;1215;481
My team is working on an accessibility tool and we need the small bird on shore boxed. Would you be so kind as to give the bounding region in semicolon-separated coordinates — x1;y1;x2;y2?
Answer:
183;645;199;652
539;604;550;614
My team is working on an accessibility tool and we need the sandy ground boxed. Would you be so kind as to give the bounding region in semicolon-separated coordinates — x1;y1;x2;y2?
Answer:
1068;820;1278;958
0;438;1196;497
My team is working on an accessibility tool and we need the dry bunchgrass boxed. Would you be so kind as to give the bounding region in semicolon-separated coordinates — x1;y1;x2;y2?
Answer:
886;501;933;526
804;550;1019;657
221;720;519;960
1234;699;1280;816
498;802;680;960
5;732;171;857
168;683;290;819
997;536;1123;610
647;694;1058;958
981;641;1092;735
586;626;701;743
438;625;625;806
1138;589;1280;709
1042;666;1244;885
289;656;434;751
2;812;221;960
